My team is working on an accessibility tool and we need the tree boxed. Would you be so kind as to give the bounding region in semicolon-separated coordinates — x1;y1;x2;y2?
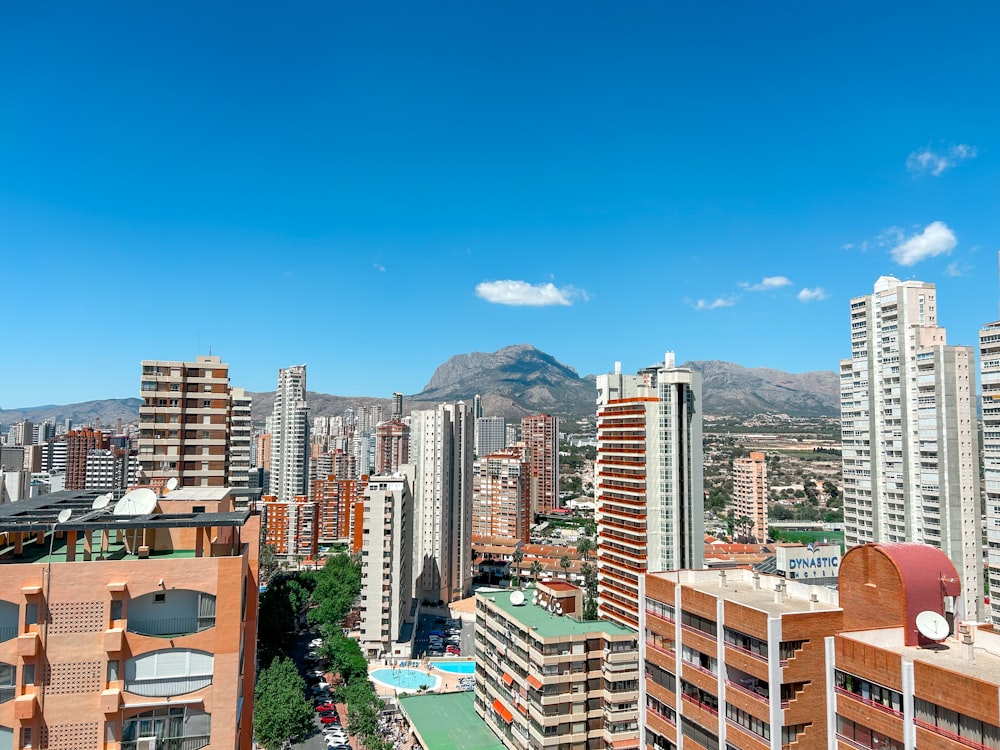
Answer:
259;543;279;584
559;555;571;578
576;538;596;563
529;560;543;581
511;549;524;588
253;657;315;750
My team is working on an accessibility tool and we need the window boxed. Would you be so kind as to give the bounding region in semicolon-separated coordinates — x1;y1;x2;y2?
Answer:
107;660;120;683
25;603;38;627
124;649;214;697
22;664;35;686
110;599;123;621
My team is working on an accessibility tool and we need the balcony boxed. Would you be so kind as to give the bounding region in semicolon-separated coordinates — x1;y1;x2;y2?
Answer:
121;736;210;750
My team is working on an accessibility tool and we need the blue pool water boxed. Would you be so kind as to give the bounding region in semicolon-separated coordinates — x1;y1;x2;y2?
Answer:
369;668;439;691
431;661;476;675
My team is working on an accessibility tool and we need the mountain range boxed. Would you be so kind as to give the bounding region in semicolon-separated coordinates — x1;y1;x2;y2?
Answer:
0;345;839;428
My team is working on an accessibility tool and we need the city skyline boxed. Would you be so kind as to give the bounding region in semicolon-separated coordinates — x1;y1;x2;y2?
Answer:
3;4;999;407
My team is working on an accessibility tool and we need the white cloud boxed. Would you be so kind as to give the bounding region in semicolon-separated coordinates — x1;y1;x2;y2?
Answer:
374;262;386;272
890;221;957;266
798;287;827;302
475;280;588;306
907;143;978;176
740;275;792;292
690;296;737;310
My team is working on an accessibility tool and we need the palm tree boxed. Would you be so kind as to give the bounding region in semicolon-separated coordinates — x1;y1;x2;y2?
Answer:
559;555;571;579
529;560;543;582
511;549;524;588
576;537;596;563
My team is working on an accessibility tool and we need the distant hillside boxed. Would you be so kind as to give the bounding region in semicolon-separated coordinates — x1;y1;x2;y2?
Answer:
684;361;839;418
0;347;840;428
0;398;143;428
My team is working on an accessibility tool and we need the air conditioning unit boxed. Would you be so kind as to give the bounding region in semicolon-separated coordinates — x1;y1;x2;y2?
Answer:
136;738;157;750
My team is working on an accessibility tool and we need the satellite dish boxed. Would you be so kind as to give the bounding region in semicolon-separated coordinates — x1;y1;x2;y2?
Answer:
92;494;112;510
510;591;525;606
114;488;158;516
57;509;73;524
164;477;178;492
916;610;950;641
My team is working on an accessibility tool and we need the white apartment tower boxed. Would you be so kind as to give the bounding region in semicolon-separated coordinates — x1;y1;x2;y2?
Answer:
595;353;704;630
409;402;474;603
981;259;1000;627
269;365;310;502
358;468;414;657
228;386;252;489
842;276;982;620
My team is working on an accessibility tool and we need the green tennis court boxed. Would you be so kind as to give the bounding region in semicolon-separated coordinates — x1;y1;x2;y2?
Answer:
399;691;505;750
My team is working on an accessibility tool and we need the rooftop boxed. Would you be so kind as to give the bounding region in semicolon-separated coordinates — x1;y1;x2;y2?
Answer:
399;691;505;750
840;626;1000;685
0;490;250;534
479;587;636;639
654;568;841;616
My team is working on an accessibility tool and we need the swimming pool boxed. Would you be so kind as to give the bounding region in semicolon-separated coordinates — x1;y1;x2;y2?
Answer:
431;661;476;675
369;668;439;692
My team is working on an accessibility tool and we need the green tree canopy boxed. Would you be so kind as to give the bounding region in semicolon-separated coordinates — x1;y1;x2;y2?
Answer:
253;657;315;750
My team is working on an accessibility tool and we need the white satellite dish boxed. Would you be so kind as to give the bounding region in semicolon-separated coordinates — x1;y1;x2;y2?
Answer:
114;488;158;516
915;610;950;641
510;590;525;606
164;477;178;492
57;509;73;524
92;494;112;510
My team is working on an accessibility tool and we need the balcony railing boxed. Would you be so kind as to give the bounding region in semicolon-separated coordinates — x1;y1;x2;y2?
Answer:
124;675;212;697
121;736;210;750
128;617;215;637
914;718;991;750
681;692;718;716
724;679;768;704
834;686;903;718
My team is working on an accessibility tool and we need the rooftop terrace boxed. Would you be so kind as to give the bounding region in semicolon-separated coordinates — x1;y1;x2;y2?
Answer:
479;587;637;639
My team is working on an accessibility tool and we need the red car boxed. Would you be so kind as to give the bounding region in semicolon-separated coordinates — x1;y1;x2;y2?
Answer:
320;715;341;724
315;703;337;713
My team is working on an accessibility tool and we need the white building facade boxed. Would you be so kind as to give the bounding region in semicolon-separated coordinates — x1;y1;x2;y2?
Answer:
842;276;982;620
269;365;310;502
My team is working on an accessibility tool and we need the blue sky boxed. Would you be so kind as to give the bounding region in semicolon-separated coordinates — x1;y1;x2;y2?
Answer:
2;2;998;407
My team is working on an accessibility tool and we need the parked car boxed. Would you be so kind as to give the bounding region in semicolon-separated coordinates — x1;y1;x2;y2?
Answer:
446;645;461;655
315;702;337;712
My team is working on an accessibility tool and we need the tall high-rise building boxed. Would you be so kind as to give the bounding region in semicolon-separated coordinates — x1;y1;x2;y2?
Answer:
84;447;138;495
269;365;310;502
521;414;560;516
312;473;365;542
391;392;404;420
358;468;414;658
982;309;1000;627
471;447;531;542
65;427;109;490
375;419;410;474
9;420;33;447
732;451;768;543
475;416;506;458
409;402;474;603
262;493;319;558
228;386;252;489
595;354;704;630
842;276;982;620
138;356;232;488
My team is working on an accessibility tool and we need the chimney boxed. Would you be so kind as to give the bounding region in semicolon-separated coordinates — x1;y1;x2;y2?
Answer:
774;580;786;604
810;592;819;611
752;571;761;590
719;570;727;589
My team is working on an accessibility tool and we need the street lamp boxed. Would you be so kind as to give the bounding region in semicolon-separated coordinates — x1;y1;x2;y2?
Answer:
40;507;72;711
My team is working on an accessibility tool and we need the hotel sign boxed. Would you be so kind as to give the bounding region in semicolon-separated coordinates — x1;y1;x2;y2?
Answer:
777;543;842;580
